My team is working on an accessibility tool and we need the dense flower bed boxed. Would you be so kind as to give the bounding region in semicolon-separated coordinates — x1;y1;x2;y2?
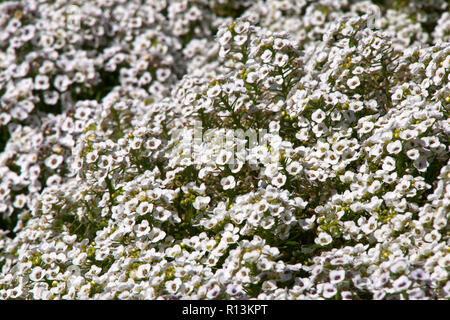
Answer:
0;0;449;300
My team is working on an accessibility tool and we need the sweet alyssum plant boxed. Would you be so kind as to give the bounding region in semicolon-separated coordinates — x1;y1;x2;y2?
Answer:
0;0;449;300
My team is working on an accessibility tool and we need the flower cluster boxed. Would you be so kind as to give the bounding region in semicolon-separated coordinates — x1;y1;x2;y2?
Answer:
0;0;449;300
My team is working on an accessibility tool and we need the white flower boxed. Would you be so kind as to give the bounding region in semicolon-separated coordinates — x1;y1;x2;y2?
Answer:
125;198;139;212
361;217;378;234
86;151;99;164
153;207;171;221
13;194;28;208
406;149;420;160
347;76;360;89
134;220;151;237
226;284;243;296
268;121;280;133
29;267;45;282
392;88;403;100
322;283;337;299
193;196;210;210
399;129;418;140
341;25;354;36
367;180;382;194
311;109;326;123
261;49;273;63
325;151;339;165
248;211;263;225
165;278;182;294
148;228;166;243
130;138;142;150
359;121;374;134
390;259;408;274
410;269;429;281
98;155;113;169
271;173;286;188
219;30;232;46
44;154;64;169
146;138;161;150
0;113;11;125
261;217;275;229
234;34;247;46
255;200;269;213
246;71;258;83
273;52;288;67
312;123;327;137
382;156;396;171
207;85;221;98
206;284;221;299
383;172;397;184
136;202;153;215
392;276;411;292
136;263;151;279
73;252;87;265
156;68;171;82
315;232;332;246
386;140;402;154
295;128;309;141
216;149;233;166
329;270;346;284
234;21;249;34
34;75;50;90
221;175;236;190
413;157;429;172
286;161;302;175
